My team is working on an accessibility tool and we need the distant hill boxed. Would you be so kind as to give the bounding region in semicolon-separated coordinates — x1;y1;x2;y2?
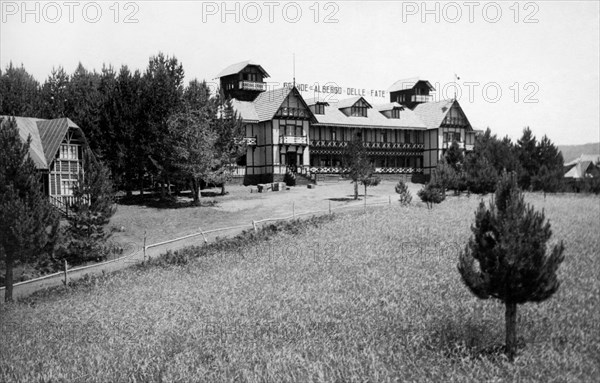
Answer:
558;143;600;163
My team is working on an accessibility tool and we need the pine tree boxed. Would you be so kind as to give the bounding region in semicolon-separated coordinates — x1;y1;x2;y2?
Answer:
342;138;376;200
142;53;185;199
432;157;458;197
66;63;103;153
395;179;412;205
167;108;217;205
39;66;70;118
211;95;246;195
417;182;445;209
466;155;498;194
64;149;117;263
445;140;464;171
0;117;59;302
0;62;41;116
458;172;565;361
516;127;538;189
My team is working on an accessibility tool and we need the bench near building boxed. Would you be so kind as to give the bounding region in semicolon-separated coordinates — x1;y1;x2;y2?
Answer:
217;60;477;185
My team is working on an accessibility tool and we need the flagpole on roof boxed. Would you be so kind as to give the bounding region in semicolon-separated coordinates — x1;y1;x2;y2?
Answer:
293;53;296;88
454;73;460;100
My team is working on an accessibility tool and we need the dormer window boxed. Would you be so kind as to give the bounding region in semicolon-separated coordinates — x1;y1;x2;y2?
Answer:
338;97;371;117
391;109;401;119
351;105;368;117
315;103;325;114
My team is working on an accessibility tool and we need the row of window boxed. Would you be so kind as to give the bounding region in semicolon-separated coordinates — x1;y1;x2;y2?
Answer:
443;132;462;143
310;128;424;144
50;173;77;196
59;144;79;160
310;156;421;168
313;103;401;119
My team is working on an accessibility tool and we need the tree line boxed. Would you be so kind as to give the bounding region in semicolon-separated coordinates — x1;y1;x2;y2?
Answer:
0;53;246;200
417;126;598;207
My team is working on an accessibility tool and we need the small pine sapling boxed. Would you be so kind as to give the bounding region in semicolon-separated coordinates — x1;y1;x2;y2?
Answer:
395;179;412;205
458;172;565;361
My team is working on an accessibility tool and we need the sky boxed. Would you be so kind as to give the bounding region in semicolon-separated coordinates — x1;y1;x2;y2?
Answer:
1;0;599;145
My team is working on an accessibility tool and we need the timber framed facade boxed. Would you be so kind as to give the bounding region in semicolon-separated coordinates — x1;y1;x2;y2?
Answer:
216;61;478;184
4;116;88;214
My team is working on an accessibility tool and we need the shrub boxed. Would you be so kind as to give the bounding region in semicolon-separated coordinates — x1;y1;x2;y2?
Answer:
395;179;412;205
283;170;296;186
417;183;445;209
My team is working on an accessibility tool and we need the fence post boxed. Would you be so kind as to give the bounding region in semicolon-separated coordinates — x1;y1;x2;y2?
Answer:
63;259;68;288
329;200;331;215
200;228;208;244
143;230;147;262
253;220;257;233
293;202;295;219
389;195;391;205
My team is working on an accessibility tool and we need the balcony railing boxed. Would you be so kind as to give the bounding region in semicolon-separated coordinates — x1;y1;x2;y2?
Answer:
305;166;423;175
310;140;424;150
411;95;432;103
244;136;257;146
280;135;308;145
277;107;309;119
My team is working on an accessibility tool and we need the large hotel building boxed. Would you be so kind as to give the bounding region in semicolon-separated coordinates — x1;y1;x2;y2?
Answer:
217;60;477;185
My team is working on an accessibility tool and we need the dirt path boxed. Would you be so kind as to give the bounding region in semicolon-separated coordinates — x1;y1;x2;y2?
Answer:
1;180;419;302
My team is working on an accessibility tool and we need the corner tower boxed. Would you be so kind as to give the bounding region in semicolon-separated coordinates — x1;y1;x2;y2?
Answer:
388;77;435;110
215;60;270;102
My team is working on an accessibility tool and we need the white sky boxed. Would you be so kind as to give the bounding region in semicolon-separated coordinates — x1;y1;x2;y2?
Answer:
1;0;599;145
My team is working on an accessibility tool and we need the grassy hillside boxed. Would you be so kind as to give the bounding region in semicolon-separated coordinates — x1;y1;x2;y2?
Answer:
1;193;599;382
559;142;600;163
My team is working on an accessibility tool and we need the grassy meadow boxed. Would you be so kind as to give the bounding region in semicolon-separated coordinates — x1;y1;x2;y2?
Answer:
1;192;599;382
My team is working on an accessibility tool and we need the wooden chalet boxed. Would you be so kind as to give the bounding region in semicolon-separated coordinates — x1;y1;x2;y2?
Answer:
216;60;478;184
2;116;88;215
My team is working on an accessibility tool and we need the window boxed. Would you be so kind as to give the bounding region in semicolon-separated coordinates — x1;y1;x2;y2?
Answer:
381;132;387;143
314;103;325;114
59;144;78;160
404;131;411;143
331;130;337;141
61;180;75;196
351;105;368;117
396;95;405;103
391;109;400;119
444;132;461;143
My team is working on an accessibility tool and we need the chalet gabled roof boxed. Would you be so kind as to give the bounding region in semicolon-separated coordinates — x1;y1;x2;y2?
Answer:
1;116;47;169
230;99;259;122
388;77;435;92
564;161;594;179
336;96;372;110
232;87;315;123
37;118;83;165
215;60;270;79
1;116;86;170
412;99;457;130
564;154;600;167
253;87;292;121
